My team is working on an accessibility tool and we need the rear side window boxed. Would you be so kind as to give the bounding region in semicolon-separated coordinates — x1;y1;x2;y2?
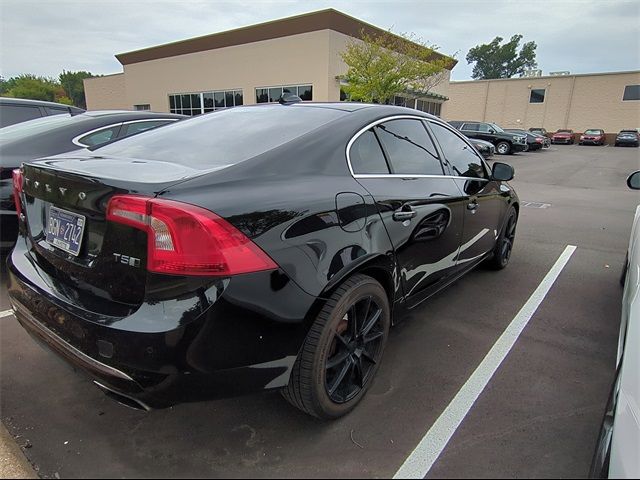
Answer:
0;105;42;127
350;130;389;174
121;120;173;137
374;119;443;175
77;125;122;147
461;123;479;131
429;122;487;179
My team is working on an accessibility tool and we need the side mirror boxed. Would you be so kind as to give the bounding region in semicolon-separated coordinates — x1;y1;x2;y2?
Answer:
488;129;496;134
492;162;514;182
627;171;640;190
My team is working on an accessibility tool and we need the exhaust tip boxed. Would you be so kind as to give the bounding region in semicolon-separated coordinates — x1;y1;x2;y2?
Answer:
93;381;151;412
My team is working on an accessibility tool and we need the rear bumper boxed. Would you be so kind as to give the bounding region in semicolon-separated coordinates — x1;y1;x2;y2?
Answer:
552;137;573;144
615;139;639;147
7;240;316;408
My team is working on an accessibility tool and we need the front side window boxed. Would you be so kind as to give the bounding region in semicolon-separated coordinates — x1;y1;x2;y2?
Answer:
350;130;389;174
462;123;479;132
530;89;546;103
429;122;487;179
77;125;121;147
374;119;443;175
623;85;640;101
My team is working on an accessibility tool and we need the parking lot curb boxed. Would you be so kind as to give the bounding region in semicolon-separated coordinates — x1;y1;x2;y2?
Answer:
0;422;38;479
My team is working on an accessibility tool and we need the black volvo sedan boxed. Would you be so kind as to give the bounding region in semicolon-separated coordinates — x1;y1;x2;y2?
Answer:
8;102;519;419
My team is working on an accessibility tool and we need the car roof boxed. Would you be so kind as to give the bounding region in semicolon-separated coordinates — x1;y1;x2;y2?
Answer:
0;96;84;111
79;110;185;119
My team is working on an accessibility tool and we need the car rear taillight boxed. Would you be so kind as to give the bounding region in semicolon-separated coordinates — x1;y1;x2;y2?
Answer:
106;195;278;276
12;169;23;217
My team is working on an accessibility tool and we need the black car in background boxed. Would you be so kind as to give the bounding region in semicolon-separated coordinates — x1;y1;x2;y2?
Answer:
505;129;546;151
0;97;84;128
615;129;639;147
0;110;184;249
449;121;528;155
8;103;519;418
467;137;496;159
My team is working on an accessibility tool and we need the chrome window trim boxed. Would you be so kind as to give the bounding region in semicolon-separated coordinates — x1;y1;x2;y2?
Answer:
353;173;489;182
72;118;179;147
346;114;447;177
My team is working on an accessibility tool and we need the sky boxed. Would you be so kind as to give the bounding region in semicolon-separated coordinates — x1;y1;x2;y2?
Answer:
1;0;639;81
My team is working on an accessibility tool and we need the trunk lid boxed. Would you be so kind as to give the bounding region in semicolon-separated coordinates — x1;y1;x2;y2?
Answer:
20;154;203;307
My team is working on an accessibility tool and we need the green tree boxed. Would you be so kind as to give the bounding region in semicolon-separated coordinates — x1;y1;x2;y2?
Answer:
340;30;453;104
59;70;94;109
466;35;537;80
3;74;60;101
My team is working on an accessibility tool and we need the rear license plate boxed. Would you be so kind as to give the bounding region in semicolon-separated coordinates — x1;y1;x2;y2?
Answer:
46;206;86;256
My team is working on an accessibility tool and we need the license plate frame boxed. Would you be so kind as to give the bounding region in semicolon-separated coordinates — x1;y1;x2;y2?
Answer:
45;206;86;257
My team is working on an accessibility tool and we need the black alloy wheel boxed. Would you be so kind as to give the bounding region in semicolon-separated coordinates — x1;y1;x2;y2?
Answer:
325;294;385;404
489;206;517;270
282;274;390;419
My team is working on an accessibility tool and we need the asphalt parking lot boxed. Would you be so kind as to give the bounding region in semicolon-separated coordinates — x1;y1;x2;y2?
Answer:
1;144;638;479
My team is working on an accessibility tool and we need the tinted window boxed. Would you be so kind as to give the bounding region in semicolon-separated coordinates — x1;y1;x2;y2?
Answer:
121;120;173;137
45;106;69;115
0;105;42;127
623;85;640;101
350;130;389;174
374;119;443;175
530;89;545;103
461;123;479;131
0;113;75;141
95;106;346;170
78;126;121;147
429;122;487;179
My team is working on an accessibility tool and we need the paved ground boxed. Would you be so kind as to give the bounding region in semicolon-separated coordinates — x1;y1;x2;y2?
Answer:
1;144;638;478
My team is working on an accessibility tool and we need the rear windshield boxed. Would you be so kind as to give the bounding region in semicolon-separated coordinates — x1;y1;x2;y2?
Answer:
620;130;638;134
94;105;346;169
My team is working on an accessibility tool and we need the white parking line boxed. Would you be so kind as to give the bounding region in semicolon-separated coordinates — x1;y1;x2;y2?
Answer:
0;309;14;319
393;245;577;479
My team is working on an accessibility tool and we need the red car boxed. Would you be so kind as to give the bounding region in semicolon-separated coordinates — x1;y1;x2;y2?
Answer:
552;129;575;145
580;129;606;146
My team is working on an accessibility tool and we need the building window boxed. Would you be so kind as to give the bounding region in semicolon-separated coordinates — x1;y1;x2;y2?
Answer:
529;89;545;103
169;89;243;116
133;104;150;111
623;85;640;101
255;84;313;103
416;99;442;117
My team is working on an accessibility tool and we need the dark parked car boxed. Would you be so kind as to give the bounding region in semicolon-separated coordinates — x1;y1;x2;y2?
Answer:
615;129;639;147
8;103;519;418
0;110;184;250
552;129;575;145
580;129;606;146
467;137;495;159
505;129;545;151
449;121;528;155
0;97;84;128
529;127;549;137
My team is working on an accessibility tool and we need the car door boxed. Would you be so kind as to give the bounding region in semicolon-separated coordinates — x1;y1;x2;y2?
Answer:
428;121;504;267
349;116;464;306
460;122;480;140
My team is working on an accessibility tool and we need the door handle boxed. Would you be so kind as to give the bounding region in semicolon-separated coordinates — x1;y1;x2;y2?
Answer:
467;201;479;211
393;209;417;222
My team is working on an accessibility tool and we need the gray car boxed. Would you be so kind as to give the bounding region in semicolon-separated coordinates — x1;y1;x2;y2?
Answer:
0;110;185;249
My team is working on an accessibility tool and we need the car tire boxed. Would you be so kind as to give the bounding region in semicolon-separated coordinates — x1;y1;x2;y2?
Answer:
488;206;518;270
282;274;390;419
496;141;511;155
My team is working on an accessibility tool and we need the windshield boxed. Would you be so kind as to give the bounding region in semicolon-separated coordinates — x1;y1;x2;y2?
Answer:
584;129;603;135
557;130;573;133
489;123;504;133
95;105;347;169
0;113;79;142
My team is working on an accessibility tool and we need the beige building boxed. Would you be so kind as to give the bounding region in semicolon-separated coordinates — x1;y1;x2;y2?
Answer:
85;9;455;116
442;71;640;135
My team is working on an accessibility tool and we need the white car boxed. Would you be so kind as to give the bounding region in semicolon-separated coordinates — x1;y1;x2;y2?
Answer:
591;171;640;478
